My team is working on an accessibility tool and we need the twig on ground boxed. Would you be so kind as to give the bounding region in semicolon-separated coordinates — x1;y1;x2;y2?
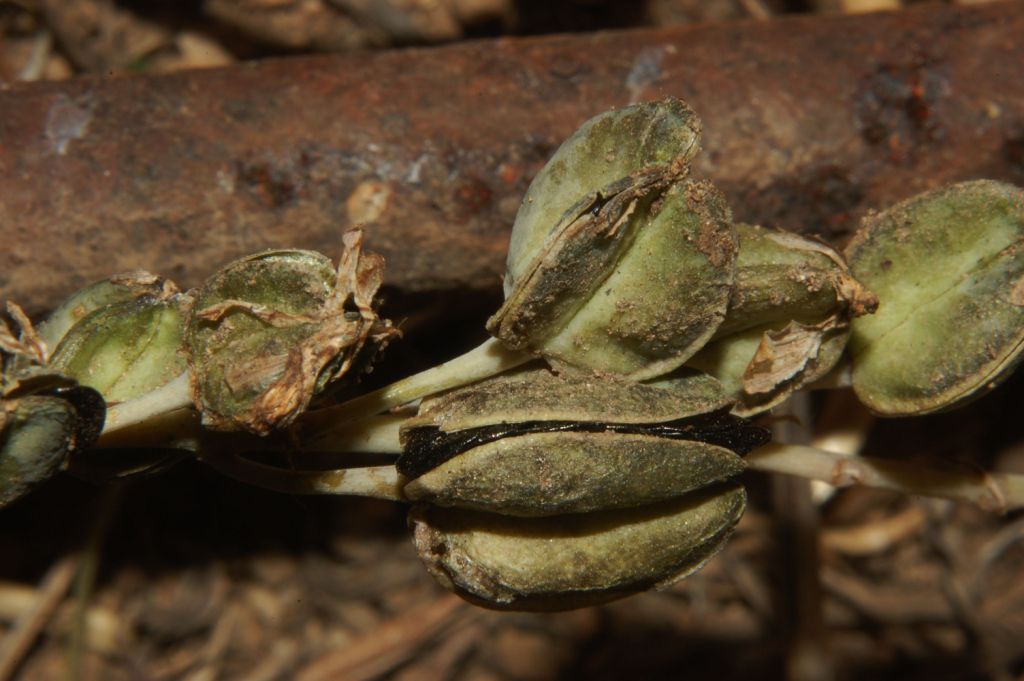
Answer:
295;595;470;681
300;338;532;427
0;553;81;681
821;505;927;556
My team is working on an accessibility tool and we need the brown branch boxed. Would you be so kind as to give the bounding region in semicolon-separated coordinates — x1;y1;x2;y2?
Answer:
1;3;1022;313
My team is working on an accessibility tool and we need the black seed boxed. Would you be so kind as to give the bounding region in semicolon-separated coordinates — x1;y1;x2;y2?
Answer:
398;408;769;478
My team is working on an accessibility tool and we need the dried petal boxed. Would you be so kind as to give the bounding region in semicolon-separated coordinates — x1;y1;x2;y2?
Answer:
186;232;397;434
410;483;746;611
847;180;1024;415
688;224;875;414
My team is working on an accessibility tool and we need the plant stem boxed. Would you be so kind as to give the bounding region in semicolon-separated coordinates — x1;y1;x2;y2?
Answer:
99;339;526;440
100;371;192;436
297;414;405;454
98;408;406;456
302;338;532;427
200;453;404;501
747;442;1024;513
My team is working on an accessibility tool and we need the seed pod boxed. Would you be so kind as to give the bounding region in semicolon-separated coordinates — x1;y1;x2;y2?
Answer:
487;99;738;379
687;224;877;415
47;294;189;404
410;483;746;611
846;180;1024;415
36;272;171;356
186;231;397;434
399;367;766;516
5;272;171;377
0;382;105;508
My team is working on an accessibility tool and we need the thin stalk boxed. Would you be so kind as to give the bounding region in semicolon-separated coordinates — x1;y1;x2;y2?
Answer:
100;371;192;436
200;453;404;501
0;554;81;681
747;442;1024;513
297;413;405;454
303;338;532;427
770;395;833;681
95;405;200;450
99;409;406;456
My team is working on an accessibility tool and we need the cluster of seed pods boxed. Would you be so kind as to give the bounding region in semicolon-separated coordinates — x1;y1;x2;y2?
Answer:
395;100;1024;608
1;231;396;501
3;98;1024;611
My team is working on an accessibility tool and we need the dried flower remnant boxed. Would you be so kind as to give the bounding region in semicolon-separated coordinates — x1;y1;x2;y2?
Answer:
488;98;738;379
688;224;877;415
846;180;1024;415
186;229;397;434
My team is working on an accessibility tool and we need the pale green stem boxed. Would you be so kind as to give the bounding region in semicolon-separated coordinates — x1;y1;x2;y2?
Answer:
200;453;404;501
748;442;1024;513
98;409;406;456
298;413;405;454
95;405;199;450
303;338;532;428
101;371;192;436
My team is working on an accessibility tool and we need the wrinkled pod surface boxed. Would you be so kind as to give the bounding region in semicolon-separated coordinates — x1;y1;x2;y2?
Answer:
488;98;738;380
688;224;877;415
846;180;1024;415
400;367;768;610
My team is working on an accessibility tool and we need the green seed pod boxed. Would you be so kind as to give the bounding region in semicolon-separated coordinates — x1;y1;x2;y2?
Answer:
409;483;746;611
48;294;189;404
0;383;105;508
687;325;850;416
399;367;766;516
36;271;170;355
687;224;877;415
487;99;738;379
846;180;1024;415
4;272;171;379
186;231;396;434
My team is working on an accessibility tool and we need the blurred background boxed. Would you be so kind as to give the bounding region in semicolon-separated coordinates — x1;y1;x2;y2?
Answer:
0;0;994;84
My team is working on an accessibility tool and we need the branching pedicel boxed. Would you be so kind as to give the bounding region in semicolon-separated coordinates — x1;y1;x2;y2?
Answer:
3;98;1024;610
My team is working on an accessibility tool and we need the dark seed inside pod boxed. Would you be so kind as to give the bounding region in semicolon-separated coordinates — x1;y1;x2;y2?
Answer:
398;408;769;479
50;385;106;453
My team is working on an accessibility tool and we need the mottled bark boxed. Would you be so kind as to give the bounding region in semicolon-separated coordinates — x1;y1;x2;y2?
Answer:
1;2;1022;313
